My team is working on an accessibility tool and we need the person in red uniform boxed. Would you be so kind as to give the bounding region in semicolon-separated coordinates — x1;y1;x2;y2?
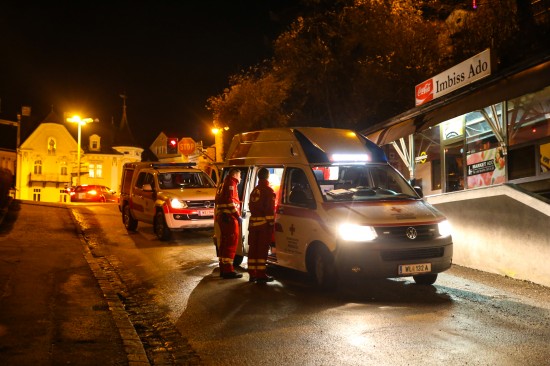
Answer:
215;168;243;279
247;167;276;283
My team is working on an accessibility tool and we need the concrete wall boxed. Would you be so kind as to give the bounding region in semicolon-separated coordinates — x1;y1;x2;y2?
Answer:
427;185;550;288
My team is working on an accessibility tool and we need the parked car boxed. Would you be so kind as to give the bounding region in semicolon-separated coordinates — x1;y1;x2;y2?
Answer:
69;185;119;203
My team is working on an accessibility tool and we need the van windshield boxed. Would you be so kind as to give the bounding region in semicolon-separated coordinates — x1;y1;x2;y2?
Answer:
312;164;418;201
158;171;215;189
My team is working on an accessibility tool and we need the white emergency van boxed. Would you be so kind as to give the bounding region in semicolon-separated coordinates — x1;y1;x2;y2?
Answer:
215;127;453;288
119;162;216;240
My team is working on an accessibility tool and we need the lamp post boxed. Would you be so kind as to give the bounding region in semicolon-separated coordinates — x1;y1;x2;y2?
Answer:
211;125;229;162
67;115;94;186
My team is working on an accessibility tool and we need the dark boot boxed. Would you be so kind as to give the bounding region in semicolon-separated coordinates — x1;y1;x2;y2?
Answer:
221;271;243;279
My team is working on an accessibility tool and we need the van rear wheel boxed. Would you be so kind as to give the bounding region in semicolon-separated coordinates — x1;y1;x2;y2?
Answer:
413;274;438;285
123;205;138;231
154;211;171;241
311;246;337;289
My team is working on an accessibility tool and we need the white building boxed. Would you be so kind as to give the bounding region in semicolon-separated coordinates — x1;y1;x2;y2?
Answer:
15;100;142;203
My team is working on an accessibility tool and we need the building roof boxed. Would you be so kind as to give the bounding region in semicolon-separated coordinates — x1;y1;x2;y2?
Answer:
14;97;143;156
112;94;139;147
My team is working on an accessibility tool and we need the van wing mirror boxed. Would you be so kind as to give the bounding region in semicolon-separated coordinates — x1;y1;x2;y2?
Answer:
413;186;423;198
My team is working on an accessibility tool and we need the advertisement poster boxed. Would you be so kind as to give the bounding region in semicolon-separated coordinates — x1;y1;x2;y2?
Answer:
466;147;506;188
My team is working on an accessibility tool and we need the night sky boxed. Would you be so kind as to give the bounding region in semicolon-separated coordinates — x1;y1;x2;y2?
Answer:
0;1;298;148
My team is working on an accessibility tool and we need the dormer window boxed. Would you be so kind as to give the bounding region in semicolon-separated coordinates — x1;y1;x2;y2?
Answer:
89;134;101;152
47;137;57;155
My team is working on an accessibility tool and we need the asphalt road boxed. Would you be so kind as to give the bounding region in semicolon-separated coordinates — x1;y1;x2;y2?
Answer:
0;200;129;365
70;203;550;366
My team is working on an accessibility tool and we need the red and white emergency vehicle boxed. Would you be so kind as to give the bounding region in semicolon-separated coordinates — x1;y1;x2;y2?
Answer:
215;127;453;288
119;162;217;240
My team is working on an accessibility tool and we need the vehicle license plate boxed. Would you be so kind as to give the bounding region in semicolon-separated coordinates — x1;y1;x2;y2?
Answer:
198;209;214;216
78;193;86;199
398;263;431;275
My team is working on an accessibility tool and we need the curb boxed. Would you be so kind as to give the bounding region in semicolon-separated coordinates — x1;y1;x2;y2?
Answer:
66;204;151;366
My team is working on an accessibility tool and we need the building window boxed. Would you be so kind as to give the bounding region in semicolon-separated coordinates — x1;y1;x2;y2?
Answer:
508;145;536;180
89;163;103;178
61;166;67;175
508;86;550;146
33;188;41;201
34;160;42;174
431;159;441;191
541;142;550;174
89;134;101;152
414;125;442;194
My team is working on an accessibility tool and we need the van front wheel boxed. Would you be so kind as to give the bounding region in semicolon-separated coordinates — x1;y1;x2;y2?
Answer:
311;246;337;289
123;205;138;231
154;211;171;241
413;274;437;285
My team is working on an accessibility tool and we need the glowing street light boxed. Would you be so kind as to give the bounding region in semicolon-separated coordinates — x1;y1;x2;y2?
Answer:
67;115;96;186
211;125;229;162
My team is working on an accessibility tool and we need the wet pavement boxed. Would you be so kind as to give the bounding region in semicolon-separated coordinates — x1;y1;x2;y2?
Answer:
0;199;148;365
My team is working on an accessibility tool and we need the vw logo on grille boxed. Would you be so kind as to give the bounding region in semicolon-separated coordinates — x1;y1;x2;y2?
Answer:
203;201;212;208
405;227;418;240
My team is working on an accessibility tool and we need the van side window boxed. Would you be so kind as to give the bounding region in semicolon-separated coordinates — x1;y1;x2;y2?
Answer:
144;173;155;188
135;172;155;189
284;168;314;207
135;172;147;188
370;167;401;192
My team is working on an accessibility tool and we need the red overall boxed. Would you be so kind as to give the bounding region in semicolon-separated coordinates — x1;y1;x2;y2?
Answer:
247;179;275;280
215;175;241;275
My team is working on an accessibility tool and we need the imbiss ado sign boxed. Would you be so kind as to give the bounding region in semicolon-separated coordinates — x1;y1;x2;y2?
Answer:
415;48;491;106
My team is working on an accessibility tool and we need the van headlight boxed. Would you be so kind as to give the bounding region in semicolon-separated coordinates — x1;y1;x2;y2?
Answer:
169;198;188;209
438;220;452;237
338;224;377;242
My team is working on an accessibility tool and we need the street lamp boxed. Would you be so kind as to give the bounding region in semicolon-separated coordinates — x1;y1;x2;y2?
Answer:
211;125;229;162
67;115;95;186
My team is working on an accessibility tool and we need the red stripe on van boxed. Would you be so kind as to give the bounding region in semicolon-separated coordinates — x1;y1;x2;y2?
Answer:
275;204;331;234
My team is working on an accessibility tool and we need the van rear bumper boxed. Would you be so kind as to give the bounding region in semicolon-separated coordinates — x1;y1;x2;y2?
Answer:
334;237;453;279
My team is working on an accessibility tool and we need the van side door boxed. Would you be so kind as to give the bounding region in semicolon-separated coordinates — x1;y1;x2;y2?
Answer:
240;166;284;257
274;167;317;270
132;171;156;223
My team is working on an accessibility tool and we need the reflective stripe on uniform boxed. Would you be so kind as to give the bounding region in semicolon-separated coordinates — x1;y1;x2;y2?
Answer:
249;215;274;226
256;259;267;271
248;258;258;270
216;202;239;214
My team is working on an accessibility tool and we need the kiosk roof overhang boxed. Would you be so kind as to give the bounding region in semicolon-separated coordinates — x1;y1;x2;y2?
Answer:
363;55;550;145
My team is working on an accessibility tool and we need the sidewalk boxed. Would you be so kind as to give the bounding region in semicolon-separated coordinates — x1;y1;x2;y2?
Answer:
0;199;148;365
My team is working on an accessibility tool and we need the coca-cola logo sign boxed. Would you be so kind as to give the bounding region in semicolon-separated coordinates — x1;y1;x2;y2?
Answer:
415;79;433;106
